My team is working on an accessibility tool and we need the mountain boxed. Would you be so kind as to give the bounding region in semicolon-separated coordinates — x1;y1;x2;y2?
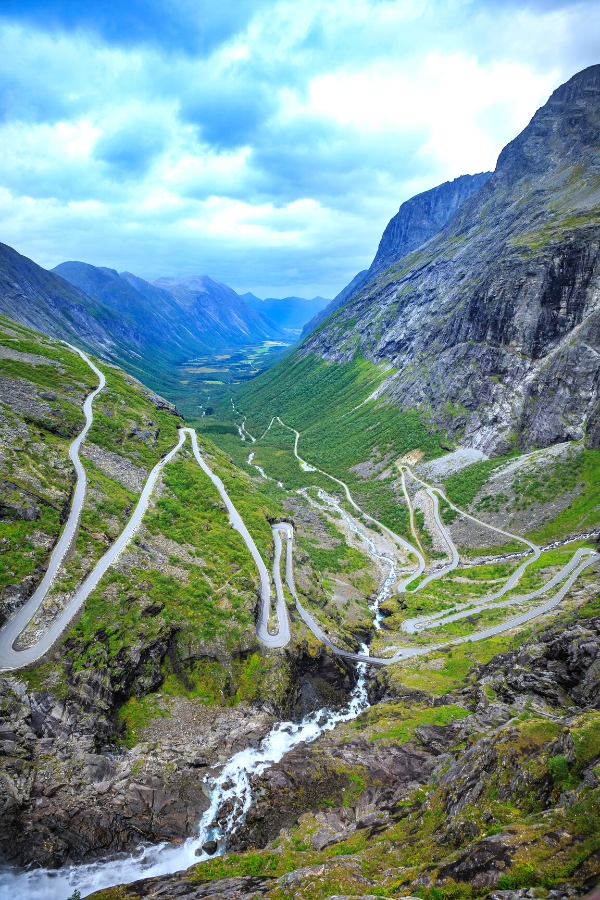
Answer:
152;274;286;344
301;172;491;337
3;65;600;900
55;264;285;352
296;64;600;455
241;292;331;332
0;241;163;373
369;171;492;277
301;269;369;336
52;261;214;363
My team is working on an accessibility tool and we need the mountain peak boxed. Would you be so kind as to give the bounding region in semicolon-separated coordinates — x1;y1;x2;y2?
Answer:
493;63;600;187
552;62;600;103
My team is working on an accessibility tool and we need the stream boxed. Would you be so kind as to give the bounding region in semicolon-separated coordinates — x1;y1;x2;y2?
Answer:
0;659;370;900
1;409;402;900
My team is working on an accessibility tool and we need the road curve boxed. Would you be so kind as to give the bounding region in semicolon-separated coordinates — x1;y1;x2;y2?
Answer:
250;415;600;665
187;429;290;649
0;399;292;670
274;519;599;666
0;345;106;671
399;481;543;633
275;417;424;569
3;384;596;673
0;429;186;671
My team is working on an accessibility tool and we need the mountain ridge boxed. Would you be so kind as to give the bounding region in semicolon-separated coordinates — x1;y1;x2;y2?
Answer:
301;172;491;336
299;64;600;455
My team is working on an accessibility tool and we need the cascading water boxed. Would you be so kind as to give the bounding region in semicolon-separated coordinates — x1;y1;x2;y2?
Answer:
247;450;270;481
1;485;389;900
0;656;370;900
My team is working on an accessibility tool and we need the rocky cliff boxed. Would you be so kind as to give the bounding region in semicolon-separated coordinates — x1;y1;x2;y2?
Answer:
369;171;491;277
83;573;600;900
301;172;490;337
301;65;600;455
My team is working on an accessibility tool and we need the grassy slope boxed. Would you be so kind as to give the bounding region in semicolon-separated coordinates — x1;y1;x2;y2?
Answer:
203;352;446;544
442;448;600;543
0;315;98;604
0;316;308;725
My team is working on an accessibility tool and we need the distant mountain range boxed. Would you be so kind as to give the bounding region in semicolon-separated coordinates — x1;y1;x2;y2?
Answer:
240;293;330;332
0;246;290;395
54;263;284;353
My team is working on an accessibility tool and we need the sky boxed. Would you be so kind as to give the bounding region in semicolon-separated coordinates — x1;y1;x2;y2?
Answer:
0;0;598;298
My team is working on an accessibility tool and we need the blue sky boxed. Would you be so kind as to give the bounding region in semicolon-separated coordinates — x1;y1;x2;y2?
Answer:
0;0;598;298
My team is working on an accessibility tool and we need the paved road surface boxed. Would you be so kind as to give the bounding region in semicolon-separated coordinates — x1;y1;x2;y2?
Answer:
2;385;597;673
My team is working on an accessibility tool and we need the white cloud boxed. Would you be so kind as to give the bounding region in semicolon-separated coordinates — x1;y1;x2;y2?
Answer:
0;0;597;296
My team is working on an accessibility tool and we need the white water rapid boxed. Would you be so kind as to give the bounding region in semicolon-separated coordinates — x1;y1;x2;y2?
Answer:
0;655;370;900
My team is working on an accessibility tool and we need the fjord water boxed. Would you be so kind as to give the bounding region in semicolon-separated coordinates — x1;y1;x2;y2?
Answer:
0;659;369;900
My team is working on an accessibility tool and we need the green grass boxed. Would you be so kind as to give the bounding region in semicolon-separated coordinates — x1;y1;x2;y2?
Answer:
511;450;584;510
118;694;169;748
527;449;600;542
297;533;370;577
86;368;182;467
358;702;470;742
378;633;528;696
201;354;444;543
229;353;444;468
443;457;509;507
510;205;600;253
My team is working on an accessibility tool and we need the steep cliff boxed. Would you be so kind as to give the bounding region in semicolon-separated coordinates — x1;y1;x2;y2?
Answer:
302;172;490;337
301;65;600;455
369;171;491;277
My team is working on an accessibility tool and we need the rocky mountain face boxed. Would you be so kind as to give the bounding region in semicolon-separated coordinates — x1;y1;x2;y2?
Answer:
152;274;285;345
53;261;215;362
301;269;370;336
0;242;140;360
302;65;600;455
301;172;490;338
369;171;492;277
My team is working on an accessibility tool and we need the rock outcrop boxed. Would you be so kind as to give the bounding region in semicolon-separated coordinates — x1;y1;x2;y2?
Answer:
0;671;274;868
368;171;491;278
302;65;600;454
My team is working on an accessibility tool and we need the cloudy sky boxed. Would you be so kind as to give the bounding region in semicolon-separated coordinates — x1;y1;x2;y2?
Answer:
0;0;598;298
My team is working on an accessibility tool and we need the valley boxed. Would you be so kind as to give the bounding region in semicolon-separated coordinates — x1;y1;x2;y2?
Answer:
0;64;599;900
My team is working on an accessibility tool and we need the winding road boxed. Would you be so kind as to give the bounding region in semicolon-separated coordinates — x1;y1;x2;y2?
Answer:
1;346;598;673
237;413;599;665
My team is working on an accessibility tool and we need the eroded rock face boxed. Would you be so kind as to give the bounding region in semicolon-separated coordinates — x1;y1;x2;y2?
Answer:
438;837;514;889
302;65;600;454
0;673;275;868
227;731;439;852
96;873;275;899
368;172;492;278
476;616;600;709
